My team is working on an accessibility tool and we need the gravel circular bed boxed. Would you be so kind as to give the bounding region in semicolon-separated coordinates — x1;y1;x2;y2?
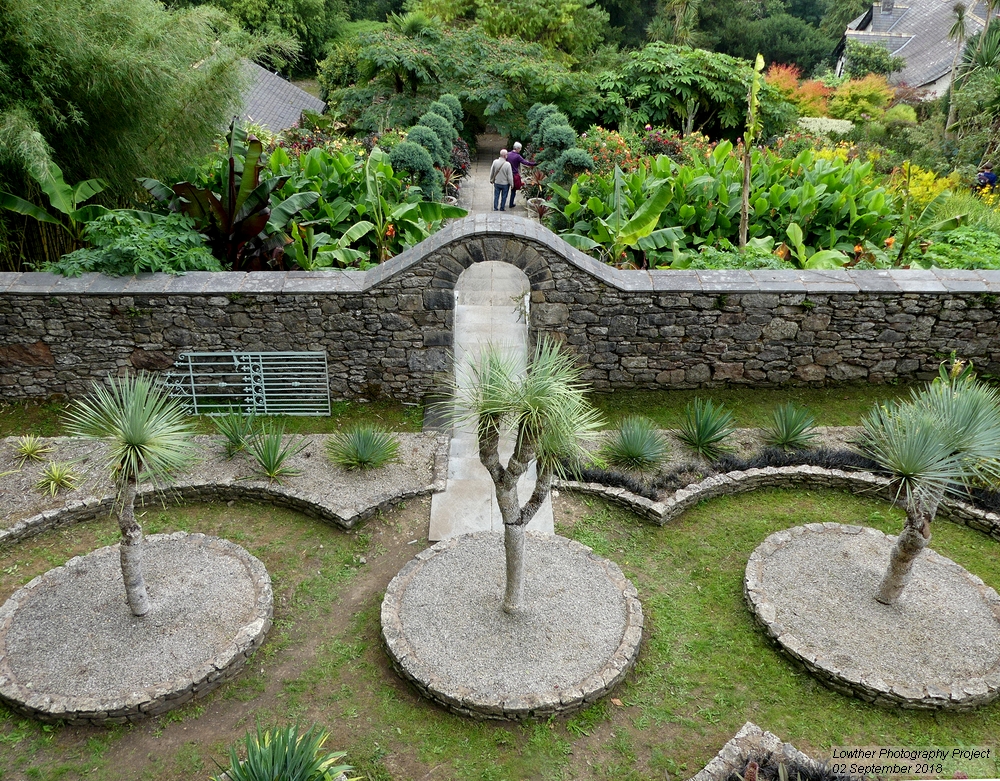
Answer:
381;531;643;720
746;523;1000;710
0;532;272;724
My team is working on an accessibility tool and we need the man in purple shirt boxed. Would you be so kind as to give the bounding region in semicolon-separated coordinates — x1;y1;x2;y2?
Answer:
506;141;537;209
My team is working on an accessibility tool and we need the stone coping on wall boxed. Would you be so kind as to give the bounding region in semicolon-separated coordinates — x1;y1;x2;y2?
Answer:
0;434;449;550
555;465;1000;539
688;721;821;781
381;531;643;721
4;216;1000;295
0;532;272;725
745;524;1000;710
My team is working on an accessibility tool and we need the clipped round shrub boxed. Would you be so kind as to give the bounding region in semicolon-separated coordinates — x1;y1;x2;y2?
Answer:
407;124;446;166
417;111;458;149
553;148;593;181
540;115;576;151
601;416;669;473
389;140;435;183
429;100;456;126
326;425;400;470
438;93;464;130
527;103;560;139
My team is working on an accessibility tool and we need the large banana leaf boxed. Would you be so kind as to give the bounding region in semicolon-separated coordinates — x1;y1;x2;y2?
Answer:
0;192;62;225
265;192;320;233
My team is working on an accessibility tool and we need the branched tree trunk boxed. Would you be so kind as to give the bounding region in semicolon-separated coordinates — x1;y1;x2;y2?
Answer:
503;524;526;612
875;493;938;605
118;481;151;617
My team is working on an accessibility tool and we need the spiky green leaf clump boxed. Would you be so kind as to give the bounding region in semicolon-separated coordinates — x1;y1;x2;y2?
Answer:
677;398;736;461
457;340;604;477
213;723;355;781
35;462;78;496
214;408;259;459
857;369;1000;508
64;371;197;488
248;423;306;483
601;416;669;472
763;402;817;450
15;434;52;464
326;426;399;470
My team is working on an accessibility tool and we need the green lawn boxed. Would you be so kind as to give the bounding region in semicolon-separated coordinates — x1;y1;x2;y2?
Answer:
2;488;999;780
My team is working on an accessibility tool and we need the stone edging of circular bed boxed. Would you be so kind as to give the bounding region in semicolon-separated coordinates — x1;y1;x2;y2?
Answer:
0;433;449;551
557;465;1000;538
0;532;272;725
381;532;643;720
688;721;820;781
745;523;1000;711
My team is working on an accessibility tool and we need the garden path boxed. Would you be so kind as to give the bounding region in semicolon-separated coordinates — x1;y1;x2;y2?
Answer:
461;133;530;216
427;259;554;540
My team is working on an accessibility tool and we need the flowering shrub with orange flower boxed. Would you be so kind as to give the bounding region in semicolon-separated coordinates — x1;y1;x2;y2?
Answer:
640;127;715;164
578;126;639;176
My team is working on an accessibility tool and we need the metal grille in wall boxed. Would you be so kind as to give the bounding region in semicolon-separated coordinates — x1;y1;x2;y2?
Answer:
164;352;331;416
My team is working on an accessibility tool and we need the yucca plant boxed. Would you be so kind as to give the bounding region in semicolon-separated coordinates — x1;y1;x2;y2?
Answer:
248;423;306;483
213;723;355;781
855;359;1000;604
214;408;259;458
35;462;78;496
600;415;669;472
15;434;53;465
447;339;604;613
65;371;198;616
763;402;817;450
677;398;736;461
326;425;400;470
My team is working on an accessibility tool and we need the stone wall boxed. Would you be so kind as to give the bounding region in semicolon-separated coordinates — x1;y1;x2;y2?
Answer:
3;215;1000;401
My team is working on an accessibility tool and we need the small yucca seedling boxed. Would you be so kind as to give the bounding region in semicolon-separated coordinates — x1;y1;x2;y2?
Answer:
763;402;817;450
15;434;53;465
327;425;400;470
677;398;736;461
214;408;259;458
35;462;78;496
248;423;307;483
212;723;356;781
600;416;669;472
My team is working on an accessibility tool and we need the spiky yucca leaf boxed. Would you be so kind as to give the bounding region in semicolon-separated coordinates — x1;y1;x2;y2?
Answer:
327;426;399;470
248;423;306;483
763;402;817;450
214;408;259;458
64;371;197;489
35;462;78;496
677;398;735;461
601;416;669;472
15;434;53;464
213;723;355;781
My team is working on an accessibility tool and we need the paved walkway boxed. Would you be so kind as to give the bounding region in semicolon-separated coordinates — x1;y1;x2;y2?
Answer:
428;134;552;540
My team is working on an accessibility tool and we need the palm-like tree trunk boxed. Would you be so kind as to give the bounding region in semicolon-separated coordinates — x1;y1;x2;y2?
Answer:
118;480;151;616
874;492;939;605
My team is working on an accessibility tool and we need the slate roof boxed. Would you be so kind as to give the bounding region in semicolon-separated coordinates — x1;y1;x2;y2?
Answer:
239;61;326;132
845;1;989;91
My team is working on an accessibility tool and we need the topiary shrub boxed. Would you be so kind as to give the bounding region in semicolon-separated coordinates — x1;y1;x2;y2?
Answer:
527;103;560;139
429;99;456;126
553;147;593;183
389;141;435;185
407;124;446;166
438;93;464;131
417;111;458;149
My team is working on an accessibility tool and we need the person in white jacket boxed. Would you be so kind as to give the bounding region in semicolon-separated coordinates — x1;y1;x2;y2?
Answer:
489;149;514;211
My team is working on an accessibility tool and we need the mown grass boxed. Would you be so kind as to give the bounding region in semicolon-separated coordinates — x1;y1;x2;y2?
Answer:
0;398;423;438
3;489;999;780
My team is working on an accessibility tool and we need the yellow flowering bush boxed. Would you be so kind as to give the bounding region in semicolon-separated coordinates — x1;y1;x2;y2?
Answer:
890;162;955;208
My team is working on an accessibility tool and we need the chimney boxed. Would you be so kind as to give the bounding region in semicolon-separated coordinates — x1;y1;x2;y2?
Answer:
882;0;895;12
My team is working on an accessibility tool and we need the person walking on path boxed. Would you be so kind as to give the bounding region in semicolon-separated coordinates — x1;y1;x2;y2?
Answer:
506;142;537;208
490;149;514;211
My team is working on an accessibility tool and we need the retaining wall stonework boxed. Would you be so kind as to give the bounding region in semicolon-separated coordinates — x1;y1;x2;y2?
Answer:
3;216;1000;400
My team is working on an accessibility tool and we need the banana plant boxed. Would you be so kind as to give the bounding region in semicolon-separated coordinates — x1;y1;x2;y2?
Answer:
553;165;683;267
141;122;318;271
285;220;376;270
0;160;110;250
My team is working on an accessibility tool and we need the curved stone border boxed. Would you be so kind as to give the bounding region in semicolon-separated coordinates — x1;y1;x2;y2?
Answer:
557;465;1000;539
0;532;272;725
689;721;820;781
381;531;643;720
0;434;449;550
745;524;1000;711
